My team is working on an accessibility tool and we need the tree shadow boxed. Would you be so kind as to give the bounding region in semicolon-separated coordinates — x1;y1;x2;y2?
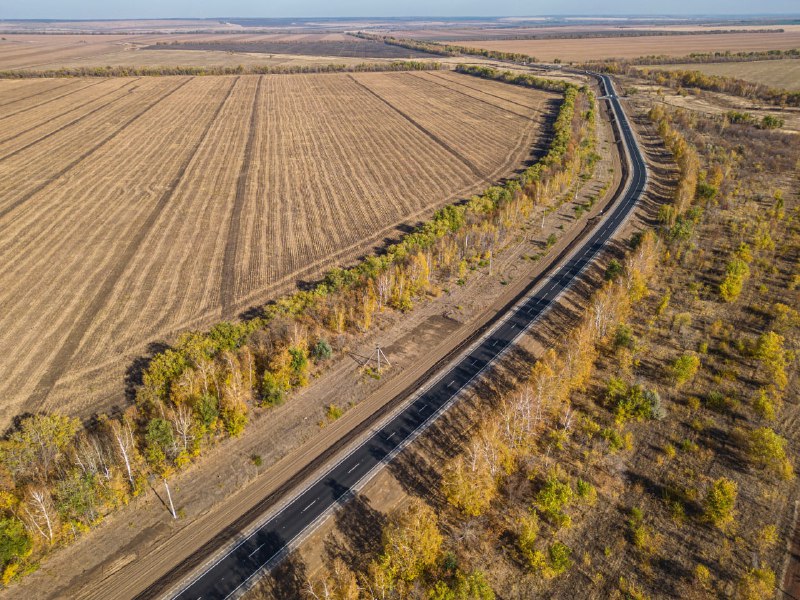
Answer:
124;341;170;403
324;493;387;574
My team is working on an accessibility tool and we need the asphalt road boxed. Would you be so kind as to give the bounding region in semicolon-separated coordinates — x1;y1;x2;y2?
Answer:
171;73;647;600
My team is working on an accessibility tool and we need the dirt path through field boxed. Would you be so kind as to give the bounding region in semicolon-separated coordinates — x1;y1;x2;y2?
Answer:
347;74;488;182
0;77;191;221
31;78;238;410
220;75;264;314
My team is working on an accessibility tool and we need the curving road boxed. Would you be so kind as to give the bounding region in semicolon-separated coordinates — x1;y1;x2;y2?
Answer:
168;73;647;600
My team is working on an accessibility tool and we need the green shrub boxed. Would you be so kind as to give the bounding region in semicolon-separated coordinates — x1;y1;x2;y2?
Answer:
670;353;700;387
312;339;333;360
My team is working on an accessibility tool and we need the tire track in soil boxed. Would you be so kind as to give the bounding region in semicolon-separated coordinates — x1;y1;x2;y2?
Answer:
406;72;531;119
219;75;263;315
0;77;192;223
28;76;239;410
0;78;106;120
0;79;76;108
429;71;549;111
347;74;489;184
0;78;141;160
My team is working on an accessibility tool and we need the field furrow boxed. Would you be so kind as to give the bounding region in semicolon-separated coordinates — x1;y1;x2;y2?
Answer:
0;77;229;418
0;78;105;119
220;75;264;314
86;75;258;355
0;71;558;424
349;74;488;182
0;78;190;221
0;78;140;158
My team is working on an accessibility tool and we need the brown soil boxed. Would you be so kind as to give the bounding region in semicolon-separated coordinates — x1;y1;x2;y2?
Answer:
146;39;436;59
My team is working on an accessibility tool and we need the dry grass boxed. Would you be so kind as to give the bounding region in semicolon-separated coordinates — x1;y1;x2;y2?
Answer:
657;59;800;91
453;30;800;62
0;71;557;428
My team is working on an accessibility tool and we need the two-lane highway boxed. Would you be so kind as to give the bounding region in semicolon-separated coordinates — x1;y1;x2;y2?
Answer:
170;73;647;600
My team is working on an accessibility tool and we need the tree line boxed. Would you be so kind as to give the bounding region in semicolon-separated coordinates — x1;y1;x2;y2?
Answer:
0;74;598;586
579;47;800;68
589;65;800;108
0;61;443;79
454;64;569;93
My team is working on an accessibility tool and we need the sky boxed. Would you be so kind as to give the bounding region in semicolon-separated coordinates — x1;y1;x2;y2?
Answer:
1;0;799;20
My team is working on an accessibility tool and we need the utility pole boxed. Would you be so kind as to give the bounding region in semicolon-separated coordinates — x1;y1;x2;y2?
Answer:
164;478;177;519
371;345;390;372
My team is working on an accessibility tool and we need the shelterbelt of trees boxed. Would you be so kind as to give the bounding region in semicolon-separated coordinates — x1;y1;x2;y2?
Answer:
349;31;538;64
575;60;800;108
580;47;800;67
632;67;800;108
0;60;442;79
0;68;598;586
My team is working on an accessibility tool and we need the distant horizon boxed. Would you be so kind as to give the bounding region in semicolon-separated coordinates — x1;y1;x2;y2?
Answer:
3;0;800;22
2;14;800;21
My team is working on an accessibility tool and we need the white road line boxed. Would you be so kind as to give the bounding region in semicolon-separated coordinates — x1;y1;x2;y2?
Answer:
346;462;361;474
301;499;317;513
247;545;264;559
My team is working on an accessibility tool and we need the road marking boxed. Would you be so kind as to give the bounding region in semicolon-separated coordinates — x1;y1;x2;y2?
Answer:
448;380;455;387
491;340;498;347
346;462;361;474
301;499;317;513
248;544;264;559
385;432;396;440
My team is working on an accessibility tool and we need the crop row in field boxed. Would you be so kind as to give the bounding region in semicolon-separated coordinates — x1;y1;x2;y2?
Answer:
0;70;557;426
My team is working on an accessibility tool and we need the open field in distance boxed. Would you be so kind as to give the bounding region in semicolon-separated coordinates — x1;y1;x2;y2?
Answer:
0;70;557;429
146;37;436;59
655;59;800;90
0;34;436;70
448;29;800;62
390;23;800;41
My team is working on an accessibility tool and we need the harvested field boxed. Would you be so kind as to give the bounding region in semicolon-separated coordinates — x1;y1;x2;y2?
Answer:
657;59;800;90
147;38;436;59
0;71;558;428
452;30;800;62
0;34;442;71
392;23;800;42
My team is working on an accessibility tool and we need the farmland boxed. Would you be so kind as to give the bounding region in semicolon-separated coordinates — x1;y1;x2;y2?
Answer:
146;37;438;58
448;29;800;62
0;34;440;71
0;70;557;428
657;59;800;90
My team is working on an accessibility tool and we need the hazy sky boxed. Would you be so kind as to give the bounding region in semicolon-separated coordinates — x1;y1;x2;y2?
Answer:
2;0;799;20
